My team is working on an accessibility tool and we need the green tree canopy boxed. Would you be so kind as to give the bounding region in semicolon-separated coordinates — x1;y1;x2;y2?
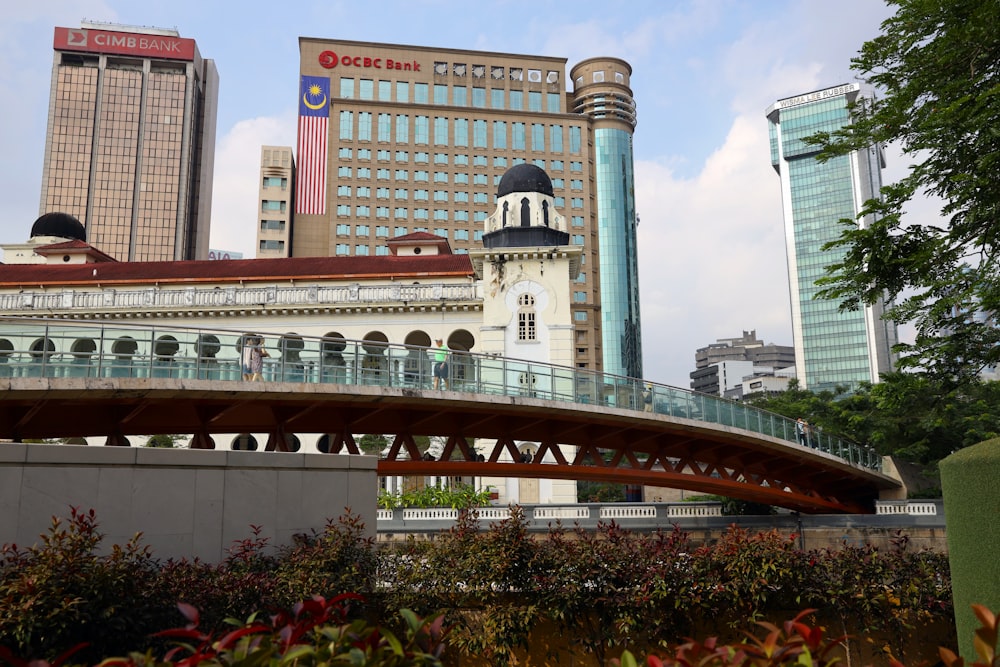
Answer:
809;0;1000;383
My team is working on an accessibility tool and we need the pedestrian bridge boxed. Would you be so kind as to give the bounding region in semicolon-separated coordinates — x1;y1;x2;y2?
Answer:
0;318;900;514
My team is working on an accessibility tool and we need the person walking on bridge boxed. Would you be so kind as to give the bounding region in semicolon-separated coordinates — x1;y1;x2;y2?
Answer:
432;338;448;390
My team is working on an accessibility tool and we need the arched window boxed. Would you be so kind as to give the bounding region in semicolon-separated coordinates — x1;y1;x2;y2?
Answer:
517;293;536;341
542;200;550;227
502;200;509;227
520;197;530;227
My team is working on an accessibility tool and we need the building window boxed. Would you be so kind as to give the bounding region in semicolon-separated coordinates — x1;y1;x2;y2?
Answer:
528;91;542;112
357;186;371;197
554;196;565;207
512;122;525;151
395;169;409;181
336;223;350;235
394;188;408;200
356;224;370;237
395;114;409;143
472;87;486;108
433;227;448;238
396;81;409;103
552;160;564;171
571;179;583;190
473;192;488;204
491;88;504;109
394;226;408;236
434;117;448;146
415;170;429;182
454;153;469;166
355;245;369;255
571;234;585;245
378;80;391;101
570;161;583;172
454;229;469;241
356;205;370;217
551;125;564;153
473;155;488;168
473;120;487;148
375;245;389;256
415;152;429;164
357;167;371;179
570;127;582;154
455;210;470;222
338;166;352;178
259;240;285;251
473;229;484;240
433;84;448;105
414;115;429;145
453;86;467;106
377;113;392;142
339;111;353;140
433;210;448;221
339;78;354;99
433;190;448;202
454;173;469;185
547;92;561;113
359;79;373;100
375;225;390;237
262;176;287;189
473;173;488;185
414;189;429;201
376;168;390;180
375;206;389;219
509;90;523;110
336;205;350;216
376;187;390;199
337;185;352;197
571;198;584;208
434;153;449;165
454;191;469;203
335;244;350;255
531;124;545;151
394;208;408;220
574;311;588;322
493;121;507;149
414;82;429;104
338;147;353;159
518;293;537;341
571;215;584;227
414;208;429;220
574;291;587;302
259;219;285;231
377;149;390;161
433;171;449;183
359;147;372;160
262;200;286;213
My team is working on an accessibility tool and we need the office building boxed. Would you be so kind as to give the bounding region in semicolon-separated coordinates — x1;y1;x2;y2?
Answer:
256;146;295;258
39;22;219;262
766;84;897;391
289;38;641;377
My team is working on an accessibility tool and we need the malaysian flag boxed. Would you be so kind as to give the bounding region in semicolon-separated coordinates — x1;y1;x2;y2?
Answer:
296;75;330;216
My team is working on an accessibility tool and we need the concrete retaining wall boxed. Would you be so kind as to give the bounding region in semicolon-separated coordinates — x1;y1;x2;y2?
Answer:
0;443;377;562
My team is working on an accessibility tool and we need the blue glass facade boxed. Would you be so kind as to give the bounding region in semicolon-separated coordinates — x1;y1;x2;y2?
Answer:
594;128;642;378
767;85;896;391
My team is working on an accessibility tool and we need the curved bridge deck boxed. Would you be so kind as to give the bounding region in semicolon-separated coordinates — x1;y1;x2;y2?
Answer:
0;319;899;513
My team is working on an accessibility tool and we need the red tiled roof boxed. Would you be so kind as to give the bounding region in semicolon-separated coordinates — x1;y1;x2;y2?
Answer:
0;254;475;287
33;240;117;263
387;232;453;254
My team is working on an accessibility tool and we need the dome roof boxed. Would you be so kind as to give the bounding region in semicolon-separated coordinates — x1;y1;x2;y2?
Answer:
497;164;554;198
30;212;86;242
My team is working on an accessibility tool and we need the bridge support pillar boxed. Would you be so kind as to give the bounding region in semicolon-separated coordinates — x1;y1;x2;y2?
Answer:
104;433;130;447
190;432;216;450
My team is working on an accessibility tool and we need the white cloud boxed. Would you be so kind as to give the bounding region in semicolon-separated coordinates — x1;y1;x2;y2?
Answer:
208;111;296;257
637;113;792;387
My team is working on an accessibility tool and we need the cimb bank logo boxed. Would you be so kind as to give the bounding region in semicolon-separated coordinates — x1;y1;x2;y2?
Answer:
67;29;88;47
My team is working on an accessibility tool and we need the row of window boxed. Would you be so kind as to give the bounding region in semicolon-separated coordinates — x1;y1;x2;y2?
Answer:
338;112;584;154
334;177;583;196
333;199;585;219
339;78;561;112
335;186;581;206
337;148;585;173
333;164;586;184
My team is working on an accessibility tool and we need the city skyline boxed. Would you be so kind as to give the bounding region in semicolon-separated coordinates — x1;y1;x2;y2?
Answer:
0;1;937;388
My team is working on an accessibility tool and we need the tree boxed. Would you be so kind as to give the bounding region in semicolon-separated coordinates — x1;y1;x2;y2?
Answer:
808;0;1000;383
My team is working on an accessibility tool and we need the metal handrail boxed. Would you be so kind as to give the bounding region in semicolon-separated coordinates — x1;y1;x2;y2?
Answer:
0;317;882;471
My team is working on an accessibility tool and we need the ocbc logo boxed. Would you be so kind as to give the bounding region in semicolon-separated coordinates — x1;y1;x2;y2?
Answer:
318;50;338;68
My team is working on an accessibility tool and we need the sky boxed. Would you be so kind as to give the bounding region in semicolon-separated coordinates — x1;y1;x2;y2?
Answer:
0;0;931;389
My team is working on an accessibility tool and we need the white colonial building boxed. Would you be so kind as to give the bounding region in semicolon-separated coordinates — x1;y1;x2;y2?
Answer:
0;165;582;505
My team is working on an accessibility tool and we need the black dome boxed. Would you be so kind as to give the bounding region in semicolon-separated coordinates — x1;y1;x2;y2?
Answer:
30;212;86;242
497;164;554;198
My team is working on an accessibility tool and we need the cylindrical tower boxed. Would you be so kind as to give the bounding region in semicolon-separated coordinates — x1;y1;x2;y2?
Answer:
570;57;641;379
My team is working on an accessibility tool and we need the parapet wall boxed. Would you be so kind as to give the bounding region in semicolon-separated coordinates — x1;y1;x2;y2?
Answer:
0;443;377;562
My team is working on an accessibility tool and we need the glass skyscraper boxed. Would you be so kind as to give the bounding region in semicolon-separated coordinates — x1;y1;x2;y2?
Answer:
291;40;642;378
766;83;896;391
